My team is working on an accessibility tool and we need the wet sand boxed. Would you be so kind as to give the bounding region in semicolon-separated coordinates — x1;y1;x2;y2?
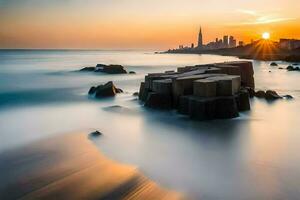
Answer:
0;132;182;200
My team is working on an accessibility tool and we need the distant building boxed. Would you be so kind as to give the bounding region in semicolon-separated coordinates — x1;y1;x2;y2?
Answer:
279;39;300;50
197;27;203;48
229;36;236;48
238;41;244;47
223;35;229;48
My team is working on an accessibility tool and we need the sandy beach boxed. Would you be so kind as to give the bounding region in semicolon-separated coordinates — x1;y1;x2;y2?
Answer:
0;132;182;200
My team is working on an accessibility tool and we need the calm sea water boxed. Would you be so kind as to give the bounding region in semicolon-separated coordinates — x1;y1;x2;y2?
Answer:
0;50;300;200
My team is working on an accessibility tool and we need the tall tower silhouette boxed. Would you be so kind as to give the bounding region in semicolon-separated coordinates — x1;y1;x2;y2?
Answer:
198;26;203;48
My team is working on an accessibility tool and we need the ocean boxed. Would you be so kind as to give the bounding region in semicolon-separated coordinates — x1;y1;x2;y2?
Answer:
0;49;300;199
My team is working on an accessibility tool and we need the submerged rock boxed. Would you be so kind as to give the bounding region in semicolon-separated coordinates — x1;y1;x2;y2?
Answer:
79;67;96;72
255;90;266;98
270;62;278;66
133;92;139;96
265;90;282;100
283;95;294;99
90;130;102;136
89;81;123;98
95;64;127;74
129;71;136;74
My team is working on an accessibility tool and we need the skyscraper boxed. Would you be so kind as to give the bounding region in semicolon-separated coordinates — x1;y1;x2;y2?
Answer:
223;35;228;48
198;26;203;48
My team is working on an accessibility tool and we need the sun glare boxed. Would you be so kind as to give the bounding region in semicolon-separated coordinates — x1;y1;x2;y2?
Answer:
262;32;270;40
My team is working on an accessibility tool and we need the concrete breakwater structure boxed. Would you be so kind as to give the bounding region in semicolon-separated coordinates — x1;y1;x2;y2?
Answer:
139;61;254;120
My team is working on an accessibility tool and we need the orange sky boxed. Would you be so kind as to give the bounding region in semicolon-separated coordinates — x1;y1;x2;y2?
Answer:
0;0;299;49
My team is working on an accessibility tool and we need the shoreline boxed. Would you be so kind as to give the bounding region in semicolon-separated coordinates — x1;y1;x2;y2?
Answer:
0;132;183;200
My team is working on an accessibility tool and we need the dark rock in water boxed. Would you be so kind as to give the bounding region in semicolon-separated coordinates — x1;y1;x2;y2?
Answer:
279;67;284;69
236;89;250;111
144;92;173;109
80;67;96;72
129;71;136;74
215;96;239;119
287;65;295;71
89;81;122;98
115;88;123;93
293;63;299;65
270;62;278;66
255;90;266;98
245;87;255;98
133;92;139;96
283;95;293;99
90;130;102;136
269;71;271;73
88;86;97;95
95;64;127;74
295;67;300;71
265;90;282;100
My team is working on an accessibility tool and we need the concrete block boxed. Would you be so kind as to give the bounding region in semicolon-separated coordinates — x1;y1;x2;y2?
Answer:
208;75;241;96
144;92;173;109
188;97;216;120
178;96;192;115
193;79;217;97
235;89;251;111
152;79;173;95
215;96;239;119
214;64;241;76
216;61;254;89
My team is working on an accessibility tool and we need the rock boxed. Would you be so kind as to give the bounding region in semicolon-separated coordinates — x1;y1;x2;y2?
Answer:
279;67;284;69
95;64;127;74
89;81;122;98
287;65;294;71
90;130;102;136
265;90;282;100
133;92;139;96
144;92;173;109
129;71;136;74
88;86;97;95
270;62;278;66
236;89;250;111
79;67;96;72
269;71;271;72
245;87;255;98
255;90;266;98
283;95;293;99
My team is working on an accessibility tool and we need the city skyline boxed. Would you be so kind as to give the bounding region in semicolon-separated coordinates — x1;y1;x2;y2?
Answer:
0;0;300;49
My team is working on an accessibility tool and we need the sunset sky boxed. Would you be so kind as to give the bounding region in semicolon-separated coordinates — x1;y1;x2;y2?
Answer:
0;0;299;49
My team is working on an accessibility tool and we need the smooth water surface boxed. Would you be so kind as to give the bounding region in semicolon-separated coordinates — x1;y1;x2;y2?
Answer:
0;50;300;200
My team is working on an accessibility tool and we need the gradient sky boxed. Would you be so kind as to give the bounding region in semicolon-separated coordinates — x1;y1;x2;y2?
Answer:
0;0;299;49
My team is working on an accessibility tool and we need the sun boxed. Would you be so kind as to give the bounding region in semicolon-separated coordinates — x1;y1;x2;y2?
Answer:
262;32;270;40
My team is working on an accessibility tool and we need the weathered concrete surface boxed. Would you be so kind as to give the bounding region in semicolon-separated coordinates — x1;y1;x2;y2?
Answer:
152;79;173;95
215;61;255;89
172;74;226;105
207;75;241;96
144;92;173;109
139;61;254;120
193;79;217;97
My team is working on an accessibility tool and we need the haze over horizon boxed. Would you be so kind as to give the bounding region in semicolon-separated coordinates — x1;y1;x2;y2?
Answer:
0;0;299;50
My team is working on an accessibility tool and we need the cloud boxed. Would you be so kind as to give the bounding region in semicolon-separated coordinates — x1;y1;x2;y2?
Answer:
233;9;296;25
